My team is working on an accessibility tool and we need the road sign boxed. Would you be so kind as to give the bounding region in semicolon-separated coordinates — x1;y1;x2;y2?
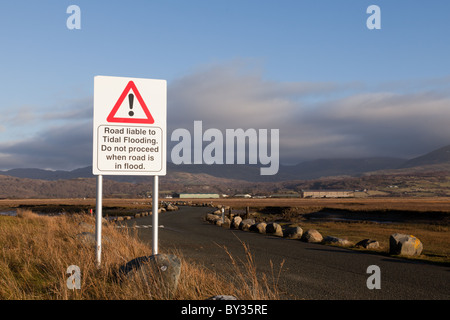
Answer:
107;80;155;124
93;76;167;176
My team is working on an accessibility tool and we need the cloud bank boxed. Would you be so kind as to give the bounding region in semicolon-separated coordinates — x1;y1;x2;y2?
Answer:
1;61;450;170
168;61;450;164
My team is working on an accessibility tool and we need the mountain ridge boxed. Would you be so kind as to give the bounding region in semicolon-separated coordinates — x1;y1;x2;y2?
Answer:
1;144;450;183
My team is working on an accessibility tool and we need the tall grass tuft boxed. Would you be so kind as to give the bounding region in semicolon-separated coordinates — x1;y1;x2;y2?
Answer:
0;210;280;300
220;239;284;300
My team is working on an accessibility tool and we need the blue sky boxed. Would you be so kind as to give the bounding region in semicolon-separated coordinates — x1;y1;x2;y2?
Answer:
1;1;450;170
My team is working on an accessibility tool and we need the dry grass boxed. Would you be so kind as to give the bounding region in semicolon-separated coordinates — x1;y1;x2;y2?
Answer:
0;209;280;300
184;197;450;213
220;240;284;300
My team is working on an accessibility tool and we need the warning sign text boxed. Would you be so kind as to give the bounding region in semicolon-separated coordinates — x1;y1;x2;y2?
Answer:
97;125;163;173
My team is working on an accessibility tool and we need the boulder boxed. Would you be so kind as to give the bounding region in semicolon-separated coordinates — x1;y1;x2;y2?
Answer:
301;229;323;243
266;223;283;237
221;217;231;228
356;239;380;249
283;226;303;239
389;233;423;256
239;219;256;231
250;222;267;234
166;204;178;211
206;213;221;223
323;236;353;247
119;254;181;299
231;216;242;229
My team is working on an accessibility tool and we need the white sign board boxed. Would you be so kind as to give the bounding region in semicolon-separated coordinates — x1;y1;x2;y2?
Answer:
93;76;167;176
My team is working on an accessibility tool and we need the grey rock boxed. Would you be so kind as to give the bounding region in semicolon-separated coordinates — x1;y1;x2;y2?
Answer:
231;216;242;229
323;236;353;247
166;204;178;211
250;222;267;234
301;229;323;243
283;226;303;239
356;239;380;249
119;254;181;299
266;223;283;237
206;213;221;223
389;233;423;256
239;219;256;231
221;217;231;228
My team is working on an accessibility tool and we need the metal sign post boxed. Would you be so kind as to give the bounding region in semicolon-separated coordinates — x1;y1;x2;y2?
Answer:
221;207;225;223
152;175;159;255
95;175;103;267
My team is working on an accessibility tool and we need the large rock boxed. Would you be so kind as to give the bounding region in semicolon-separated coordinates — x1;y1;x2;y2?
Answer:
356;239;380;249
239;219;255;231
389;233;423;256
266;223;283;237
231;216;242;229
206;213;221;223
301;229;323;243
250;222;267;234
323;236;353;247
119;254;181;299
283;226;303;239
166;204;178;211
221;217;231;228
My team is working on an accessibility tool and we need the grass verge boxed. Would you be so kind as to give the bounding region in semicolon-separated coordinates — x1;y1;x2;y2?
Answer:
0;209;280;300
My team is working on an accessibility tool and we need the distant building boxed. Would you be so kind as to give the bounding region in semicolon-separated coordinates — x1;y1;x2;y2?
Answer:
300;190;354;198
233;194;252;198
177;193;220;199
270;193;301;198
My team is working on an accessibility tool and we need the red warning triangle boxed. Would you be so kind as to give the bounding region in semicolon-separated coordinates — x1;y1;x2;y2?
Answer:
107;81;155;124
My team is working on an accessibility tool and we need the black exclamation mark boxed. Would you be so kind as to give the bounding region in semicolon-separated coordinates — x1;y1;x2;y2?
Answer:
128;93;134;117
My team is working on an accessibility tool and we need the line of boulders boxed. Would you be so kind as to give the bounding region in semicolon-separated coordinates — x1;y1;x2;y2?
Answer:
205;209;424;257
110;202;180;222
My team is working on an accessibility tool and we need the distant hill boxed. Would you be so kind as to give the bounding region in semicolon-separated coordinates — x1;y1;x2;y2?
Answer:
280;157;406;180
1;167;93;181
2;144;450;185
0;158;406;183
2;144;450;198
400;145;450;168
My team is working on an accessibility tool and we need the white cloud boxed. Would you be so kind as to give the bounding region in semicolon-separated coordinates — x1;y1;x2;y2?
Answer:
1;60;450;170
169;61;450;164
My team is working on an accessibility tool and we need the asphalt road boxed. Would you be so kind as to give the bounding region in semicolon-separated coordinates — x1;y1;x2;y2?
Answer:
125;206;450;300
